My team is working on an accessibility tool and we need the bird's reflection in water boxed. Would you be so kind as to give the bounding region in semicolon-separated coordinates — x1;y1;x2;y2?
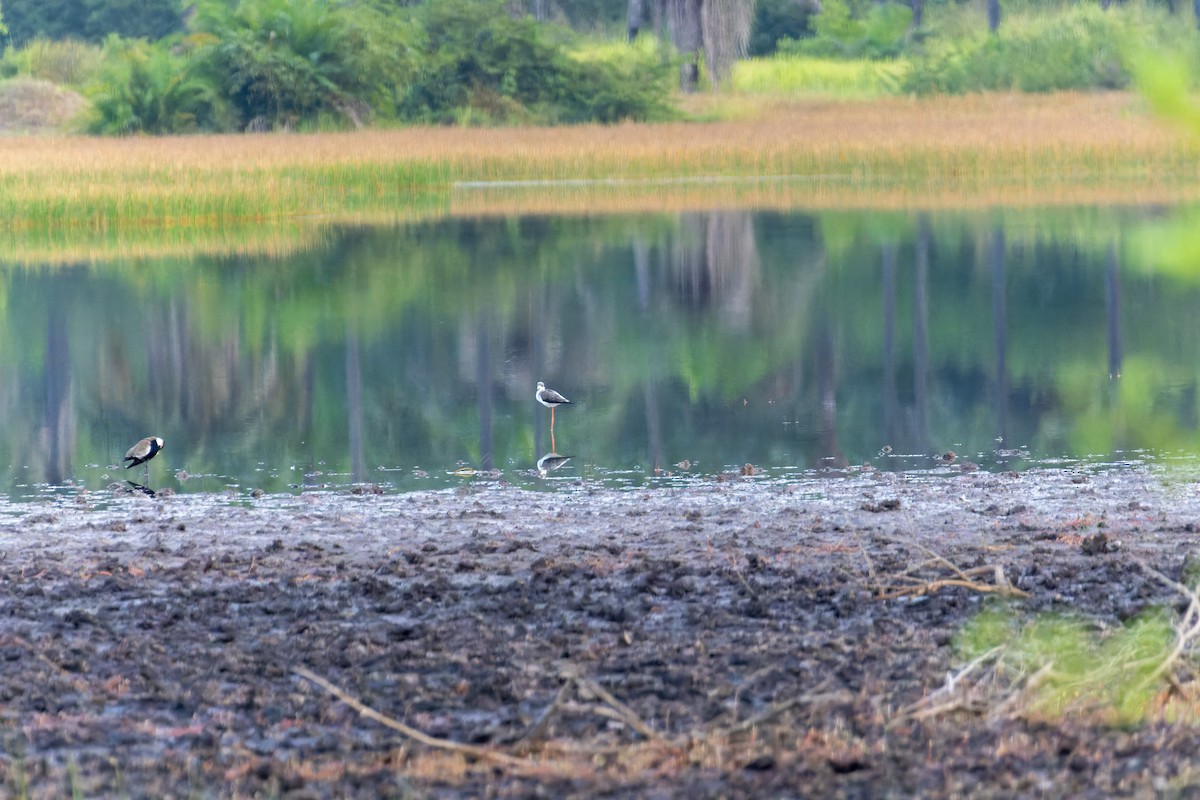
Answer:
125;481;157;498
536;452;572;478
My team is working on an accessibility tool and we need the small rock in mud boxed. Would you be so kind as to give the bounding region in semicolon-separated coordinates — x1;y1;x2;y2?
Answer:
743;754;776;771
1080;532;1115;555
861;499;901;513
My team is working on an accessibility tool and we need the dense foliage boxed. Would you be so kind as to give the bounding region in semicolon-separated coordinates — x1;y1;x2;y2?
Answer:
780;0;911;59
1;0;180;45
748;0;816;56
400;1;671;124
2;0;673;133
774;0;1200;96
904;4;1152;93
3;0;1200;134
188;0;417;130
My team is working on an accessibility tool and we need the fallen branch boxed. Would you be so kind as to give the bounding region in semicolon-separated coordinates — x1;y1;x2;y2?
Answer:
1133;559;1200;687
889;645;1003;728
872;538;1029;599
722;689;853;735
878;574;1028;600
515;675;576;750
293;666;526;767
576;676;664;742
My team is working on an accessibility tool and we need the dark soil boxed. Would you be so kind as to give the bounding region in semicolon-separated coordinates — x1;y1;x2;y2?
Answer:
3;465;1200;798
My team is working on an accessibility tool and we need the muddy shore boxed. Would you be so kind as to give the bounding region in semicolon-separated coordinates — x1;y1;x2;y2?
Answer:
2;464;1200;798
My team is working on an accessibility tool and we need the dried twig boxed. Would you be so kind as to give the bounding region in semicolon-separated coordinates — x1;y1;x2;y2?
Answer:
857;535;881;596
872;537;1028;599
991;661;1056;721
1133;559;1200;686
293;666;526;766
576;676;664;741
906;539;975;584
878;576;1028;600
722;689;852;735
515;675;576;749
888;645;1003;727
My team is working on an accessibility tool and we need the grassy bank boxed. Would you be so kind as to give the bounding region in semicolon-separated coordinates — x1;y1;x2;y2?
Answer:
0;92;1197;260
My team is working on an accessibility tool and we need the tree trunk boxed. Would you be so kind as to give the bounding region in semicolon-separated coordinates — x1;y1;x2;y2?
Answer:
911;0;924;28
702;0;755;87
628;0;644;40
666;0;704;92
988;0;1000;32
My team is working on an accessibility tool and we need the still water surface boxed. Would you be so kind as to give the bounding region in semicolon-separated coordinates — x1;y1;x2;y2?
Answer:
2;204;1199;497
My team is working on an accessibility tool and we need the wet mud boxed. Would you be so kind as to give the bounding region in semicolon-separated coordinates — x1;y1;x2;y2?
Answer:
2;465;1200;798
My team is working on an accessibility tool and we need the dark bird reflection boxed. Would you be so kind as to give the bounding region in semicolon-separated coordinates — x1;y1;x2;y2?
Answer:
536;452;572;478
125;480;157;498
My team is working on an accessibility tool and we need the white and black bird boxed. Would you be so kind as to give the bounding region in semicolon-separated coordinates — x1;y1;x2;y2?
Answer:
535;381;571;428
124;436;164;478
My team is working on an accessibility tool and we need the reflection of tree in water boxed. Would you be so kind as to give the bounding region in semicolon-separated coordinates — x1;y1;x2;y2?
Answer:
2;206;1194;489
667;211;759;330
41;304;73;485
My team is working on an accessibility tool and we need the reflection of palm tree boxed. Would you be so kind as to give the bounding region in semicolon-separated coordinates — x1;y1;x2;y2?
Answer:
991;226;1009;446
1105;242;1122;380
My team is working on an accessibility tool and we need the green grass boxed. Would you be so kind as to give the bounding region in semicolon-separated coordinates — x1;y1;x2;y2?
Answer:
957;602;1186;725
730;55;910;98
0;91;1198;263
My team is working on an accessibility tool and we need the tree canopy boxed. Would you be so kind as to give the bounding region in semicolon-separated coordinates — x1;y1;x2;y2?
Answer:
1;0;181;45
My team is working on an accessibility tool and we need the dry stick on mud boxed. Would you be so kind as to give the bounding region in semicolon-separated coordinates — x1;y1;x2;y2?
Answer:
575;675;665;742
875;537;1028;600
1133;559;1200;688
293;666;528;767
516;675;578;750
888;645;1005;728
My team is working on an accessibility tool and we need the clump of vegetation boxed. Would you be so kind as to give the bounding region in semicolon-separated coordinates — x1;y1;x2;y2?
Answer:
779;0;912;60
398;1;672;125
66;0;674;134
731;55;909;98
1;0;180;44
905;4;1140;93
187;0;418;131
84;36;230;135
912;556;1200;727
748;0;817;56
953;603;1179;724
0;36;102;87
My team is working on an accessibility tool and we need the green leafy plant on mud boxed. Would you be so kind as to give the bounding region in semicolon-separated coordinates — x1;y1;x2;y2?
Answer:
944;559;1200;726
955;603;1178;724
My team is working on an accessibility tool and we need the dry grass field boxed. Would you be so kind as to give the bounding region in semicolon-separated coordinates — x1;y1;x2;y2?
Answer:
0;92;1197;243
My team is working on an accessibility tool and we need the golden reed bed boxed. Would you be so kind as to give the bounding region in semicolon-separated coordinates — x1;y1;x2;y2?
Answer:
0;92;1197;261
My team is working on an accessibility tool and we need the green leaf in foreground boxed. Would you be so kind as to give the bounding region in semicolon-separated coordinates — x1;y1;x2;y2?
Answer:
956;603;1178;725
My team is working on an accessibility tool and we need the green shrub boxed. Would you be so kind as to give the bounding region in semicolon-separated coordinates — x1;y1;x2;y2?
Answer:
904;4;1175;94
85;36;229;134
0;36;103;87
731;55;909;98
781;0;912;59
749;0;816;57
188;0;417;131
399;0;673;125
